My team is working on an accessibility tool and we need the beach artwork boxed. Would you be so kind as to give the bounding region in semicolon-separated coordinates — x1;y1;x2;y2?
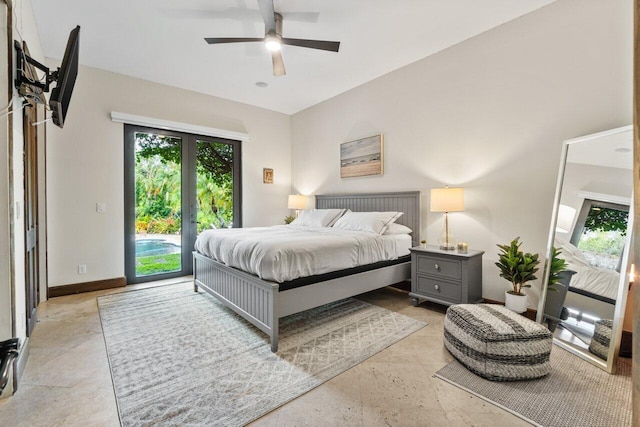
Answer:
340;134;384;178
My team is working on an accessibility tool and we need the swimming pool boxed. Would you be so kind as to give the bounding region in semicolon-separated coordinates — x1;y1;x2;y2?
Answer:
136;239;181;257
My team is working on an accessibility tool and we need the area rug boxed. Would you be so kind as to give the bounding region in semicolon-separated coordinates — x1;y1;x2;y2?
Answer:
435;345;631;427
98;282;426;426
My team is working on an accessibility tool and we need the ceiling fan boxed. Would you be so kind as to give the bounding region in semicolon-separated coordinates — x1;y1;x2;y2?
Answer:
204;0;340;77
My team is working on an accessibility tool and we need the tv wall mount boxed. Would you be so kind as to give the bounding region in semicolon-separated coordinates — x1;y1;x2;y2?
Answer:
14;41;58;96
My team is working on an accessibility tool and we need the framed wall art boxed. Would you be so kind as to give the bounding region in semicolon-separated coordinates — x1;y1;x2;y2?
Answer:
263;168;274;184
340;134;384;178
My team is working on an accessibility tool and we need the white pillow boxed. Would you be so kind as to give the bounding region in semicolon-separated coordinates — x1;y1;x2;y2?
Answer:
332;211;403;234
383;223;412;235
290;209;346;227
325;209;347;227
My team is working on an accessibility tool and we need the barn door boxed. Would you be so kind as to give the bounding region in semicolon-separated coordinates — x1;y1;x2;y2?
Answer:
23;88;39;336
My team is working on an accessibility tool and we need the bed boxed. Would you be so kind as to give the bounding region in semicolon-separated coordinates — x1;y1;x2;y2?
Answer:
193;191;420;352
556;239;621;304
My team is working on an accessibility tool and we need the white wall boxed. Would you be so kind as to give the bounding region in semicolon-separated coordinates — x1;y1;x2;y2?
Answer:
290;0;633;308
46;65;292;287
0;1;12;359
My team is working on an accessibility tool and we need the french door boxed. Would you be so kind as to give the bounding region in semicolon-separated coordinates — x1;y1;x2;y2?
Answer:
124;125;241;284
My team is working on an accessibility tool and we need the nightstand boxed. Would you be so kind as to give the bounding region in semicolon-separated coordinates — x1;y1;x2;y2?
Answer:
409;245;484;307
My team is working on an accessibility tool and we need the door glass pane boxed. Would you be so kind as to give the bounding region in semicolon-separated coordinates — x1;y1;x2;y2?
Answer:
575;204;628;270
196;140;234;233
134;132;182;277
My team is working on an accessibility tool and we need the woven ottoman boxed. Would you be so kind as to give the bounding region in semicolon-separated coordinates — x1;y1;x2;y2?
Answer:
588;319;613;360
444;304;553;381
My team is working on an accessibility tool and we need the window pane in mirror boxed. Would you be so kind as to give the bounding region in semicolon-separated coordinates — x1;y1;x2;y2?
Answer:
575;205;628;270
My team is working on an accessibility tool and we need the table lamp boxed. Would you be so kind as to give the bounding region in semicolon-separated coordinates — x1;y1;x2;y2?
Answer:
555;204;576;234
430;187;464;250
288;194;307;217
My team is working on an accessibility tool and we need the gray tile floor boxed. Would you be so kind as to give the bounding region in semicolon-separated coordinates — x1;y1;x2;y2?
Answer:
0;279;526;426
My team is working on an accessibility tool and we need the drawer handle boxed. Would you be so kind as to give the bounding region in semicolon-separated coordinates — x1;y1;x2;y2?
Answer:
434;284;440;291
434;263;440;270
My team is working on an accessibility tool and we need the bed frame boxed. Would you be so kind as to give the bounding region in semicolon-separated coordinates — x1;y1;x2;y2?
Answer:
565;287;616;321
193;191;421;352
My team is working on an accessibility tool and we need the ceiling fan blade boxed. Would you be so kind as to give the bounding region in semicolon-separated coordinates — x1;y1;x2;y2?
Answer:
281;38;340;52
205;37;264;44
257;0;276;34
271;51;286;77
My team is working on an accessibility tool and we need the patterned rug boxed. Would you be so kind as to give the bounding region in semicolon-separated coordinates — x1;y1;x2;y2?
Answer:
98;282;426;426
435;345;632;427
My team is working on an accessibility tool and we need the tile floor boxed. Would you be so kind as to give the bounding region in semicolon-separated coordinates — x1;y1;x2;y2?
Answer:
0;278;527;426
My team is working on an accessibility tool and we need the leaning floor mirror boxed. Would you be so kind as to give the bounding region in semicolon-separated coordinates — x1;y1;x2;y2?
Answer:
537;125;634;374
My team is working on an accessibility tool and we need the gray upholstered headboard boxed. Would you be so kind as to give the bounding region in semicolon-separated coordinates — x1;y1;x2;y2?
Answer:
315;191;421;247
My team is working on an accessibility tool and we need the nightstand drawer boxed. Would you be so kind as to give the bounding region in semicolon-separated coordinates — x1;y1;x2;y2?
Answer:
416;275;461;302
416;255;461;280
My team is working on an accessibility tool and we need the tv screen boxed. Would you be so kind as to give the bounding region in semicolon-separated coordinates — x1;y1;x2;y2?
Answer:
50;26;80;128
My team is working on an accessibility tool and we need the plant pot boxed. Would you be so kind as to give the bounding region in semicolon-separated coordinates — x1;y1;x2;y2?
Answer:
504;291;527;313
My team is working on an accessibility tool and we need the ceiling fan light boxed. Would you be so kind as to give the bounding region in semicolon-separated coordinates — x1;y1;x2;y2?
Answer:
265;36;281;52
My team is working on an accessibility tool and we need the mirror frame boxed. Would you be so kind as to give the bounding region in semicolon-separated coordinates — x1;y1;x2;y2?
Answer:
536;125;634;374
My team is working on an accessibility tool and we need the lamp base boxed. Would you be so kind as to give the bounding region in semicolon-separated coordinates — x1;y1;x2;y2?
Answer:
438;230;456;251
438;212;457;251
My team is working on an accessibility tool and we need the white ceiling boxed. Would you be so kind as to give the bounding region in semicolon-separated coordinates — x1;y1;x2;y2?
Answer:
32;0;556;115
567;127;633;170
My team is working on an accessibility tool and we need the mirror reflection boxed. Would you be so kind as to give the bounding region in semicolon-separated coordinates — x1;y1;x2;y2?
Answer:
541;126;633;369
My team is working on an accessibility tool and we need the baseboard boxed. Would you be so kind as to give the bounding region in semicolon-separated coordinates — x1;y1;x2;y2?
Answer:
482;298;538;321
13;337;29;394
619;330;632;358
48;276;127;298
0;338;27;398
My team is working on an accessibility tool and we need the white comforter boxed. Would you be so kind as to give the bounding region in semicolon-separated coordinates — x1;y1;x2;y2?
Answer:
556;239;621;301
194;225;410;283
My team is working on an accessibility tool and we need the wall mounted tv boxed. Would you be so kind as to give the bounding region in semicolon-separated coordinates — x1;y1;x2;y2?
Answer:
15;25;80;128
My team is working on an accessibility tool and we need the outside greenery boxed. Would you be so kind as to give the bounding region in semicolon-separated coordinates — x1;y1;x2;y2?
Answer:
136;253;182;276
576;206;628;270
134;132;234;276
195;140;234;230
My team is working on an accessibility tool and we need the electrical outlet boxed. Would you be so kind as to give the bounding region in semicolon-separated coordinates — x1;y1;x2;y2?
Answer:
78;264;87;274
96;203;106;213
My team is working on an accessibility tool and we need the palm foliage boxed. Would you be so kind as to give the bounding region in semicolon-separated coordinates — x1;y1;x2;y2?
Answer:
134;133;234;234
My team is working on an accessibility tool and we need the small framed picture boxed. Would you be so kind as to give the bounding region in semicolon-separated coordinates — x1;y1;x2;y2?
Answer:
340;134;384;178
263;168;274;184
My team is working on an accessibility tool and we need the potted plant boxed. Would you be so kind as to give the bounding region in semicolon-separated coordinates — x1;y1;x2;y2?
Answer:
420;239;427;248
547;246;569;292
284;215;295;224
543;246;576;330
495;237;540;313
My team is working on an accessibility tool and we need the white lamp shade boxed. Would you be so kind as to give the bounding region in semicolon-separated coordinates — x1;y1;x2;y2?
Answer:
288;194;307;210
556;204;576;233
430;188;464;212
